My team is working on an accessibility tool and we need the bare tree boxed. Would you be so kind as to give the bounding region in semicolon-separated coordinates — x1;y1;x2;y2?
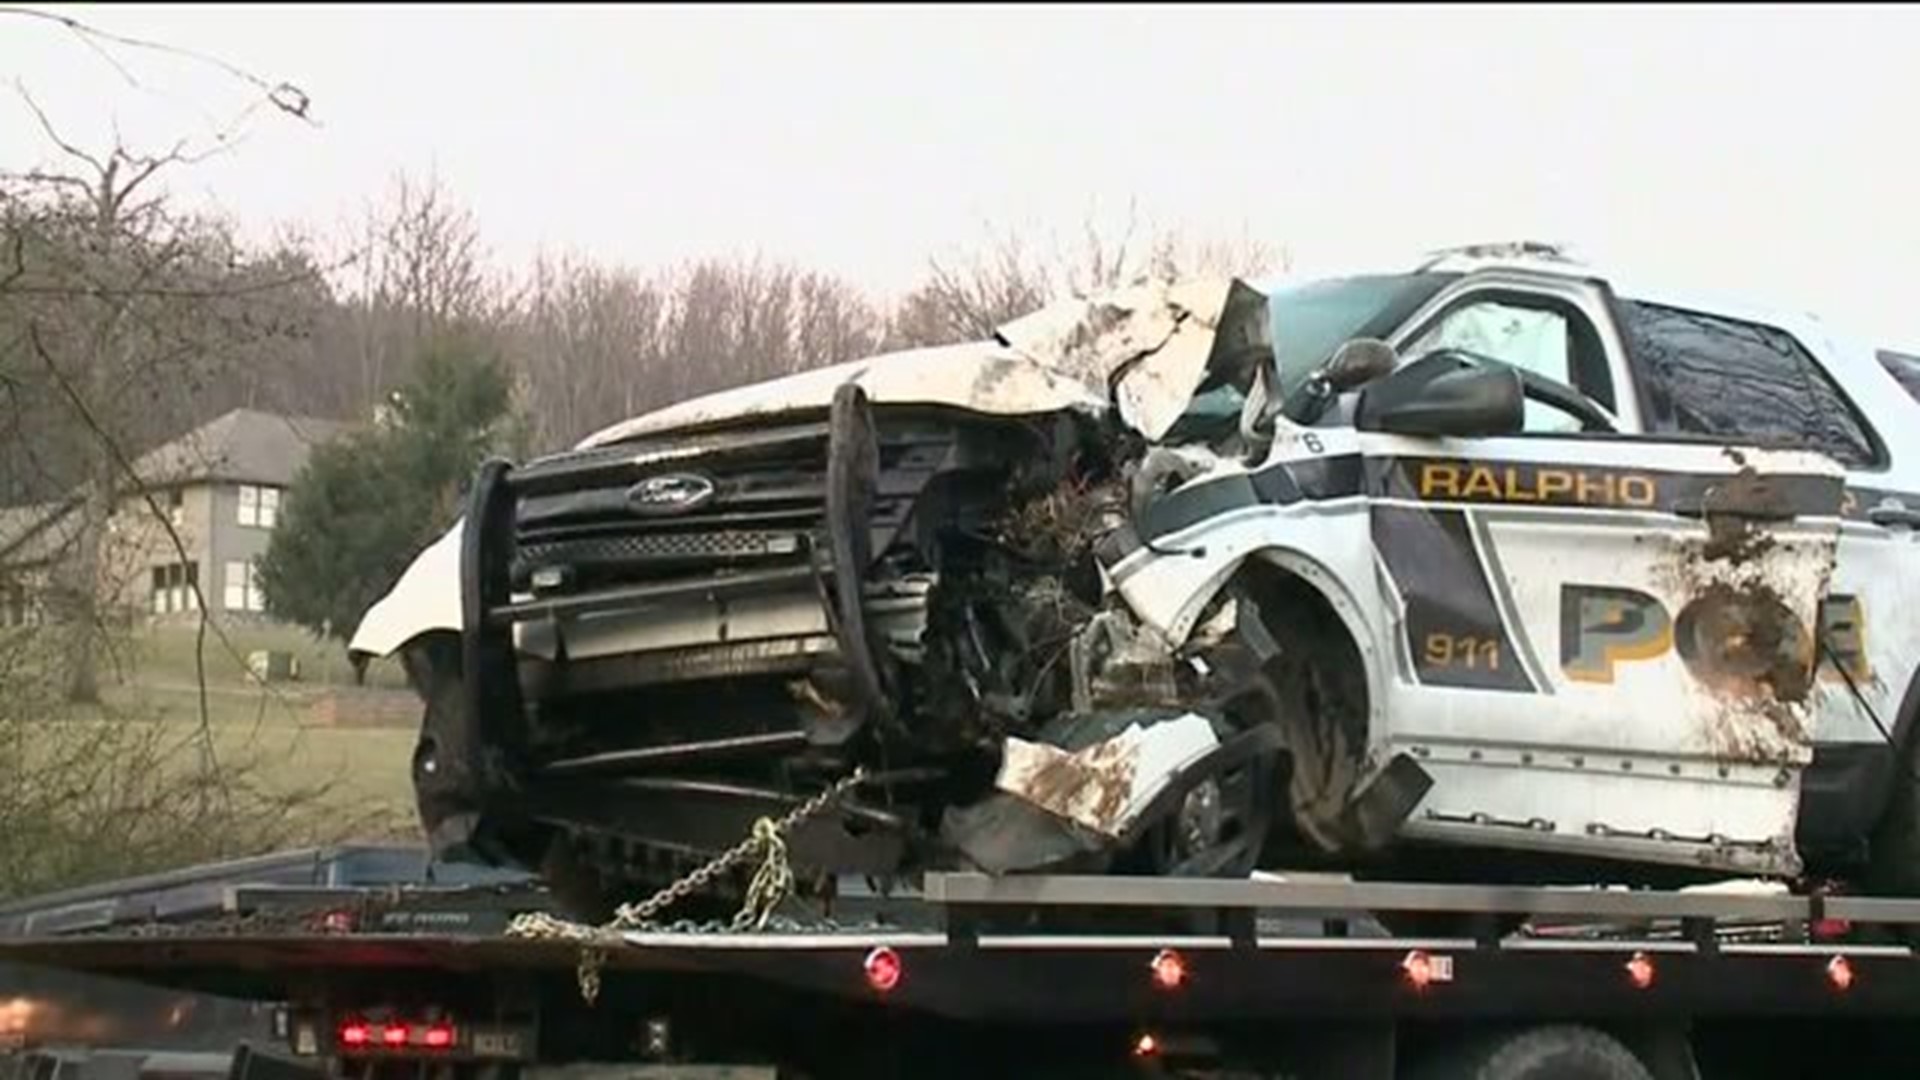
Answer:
333;171;502;414
5;134;219;702
508;254;667;450
887;208;1289;350
0;7;374;896
503;254;884;452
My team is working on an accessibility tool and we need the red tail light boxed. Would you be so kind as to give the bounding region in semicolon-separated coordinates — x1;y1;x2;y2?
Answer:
381;1023;410;1047
1402;950;1433;990
1625;951;1656;990
337;1021;370;1050
423;1023;455;1050
1826;955;1855;992
863;947;902;993
1149;948;1188;990
1132;1032;1159;1058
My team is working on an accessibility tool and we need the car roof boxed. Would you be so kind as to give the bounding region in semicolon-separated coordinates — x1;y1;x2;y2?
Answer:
1414;243;1913;430
1414;243;1813;328
1259;242;1888;401
1257;242;1817;332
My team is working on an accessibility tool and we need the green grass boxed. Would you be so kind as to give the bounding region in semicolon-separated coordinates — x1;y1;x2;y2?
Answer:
1;702;420;899
101;683;420;838
128;621;412;692
0;622;428;899
103;622;426;844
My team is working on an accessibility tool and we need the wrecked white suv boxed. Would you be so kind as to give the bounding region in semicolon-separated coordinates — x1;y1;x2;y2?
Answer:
350;244;1920;916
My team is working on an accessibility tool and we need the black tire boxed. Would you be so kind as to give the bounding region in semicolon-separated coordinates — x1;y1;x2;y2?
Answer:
1411;1025;1654;1080
1248;585;1526;942
1259;603;1371;858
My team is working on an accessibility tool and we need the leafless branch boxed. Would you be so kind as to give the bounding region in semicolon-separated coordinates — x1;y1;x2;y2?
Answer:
12;82;105;175
0;5;314;124
0;169;95;196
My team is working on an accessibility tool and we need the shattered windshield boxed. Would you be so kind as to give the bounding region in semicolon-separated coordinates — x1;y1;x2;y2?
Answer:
1265;272;1459;400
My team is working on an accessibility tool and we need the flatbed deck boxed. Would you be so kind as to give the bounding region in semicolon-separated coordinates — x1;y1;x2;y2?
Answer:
7;868;1920;1078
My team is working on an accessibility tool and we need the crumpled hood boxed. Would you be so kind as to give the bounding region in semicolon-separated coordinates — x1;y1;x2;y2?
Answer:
576;341;1105;449
577;276;1273;449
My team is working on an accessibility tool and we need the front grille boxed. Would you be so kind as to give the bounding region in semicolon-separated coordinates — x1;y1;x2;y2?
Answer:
512;529;809;586
507;419;950;599
508;422;830;597
526;530;806;563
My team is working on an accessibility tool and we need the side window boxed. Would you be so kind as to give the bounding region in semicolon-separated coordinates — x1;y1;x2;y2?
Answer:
1404;297;1609;434
1618;301;1877;467
1879;350;1920;404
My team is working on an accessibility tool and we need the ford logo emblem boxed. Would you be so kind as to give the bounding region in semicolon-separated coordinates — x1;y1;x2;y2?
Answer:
626;472;717;515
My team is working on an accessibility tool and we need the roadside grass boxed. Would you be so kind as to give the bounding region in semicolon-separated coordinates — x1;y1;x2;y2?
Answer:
118;623;420;835
98;682;419;841
128;621;411;692
1;622;423;898
114;622;422;843
4;704;416;898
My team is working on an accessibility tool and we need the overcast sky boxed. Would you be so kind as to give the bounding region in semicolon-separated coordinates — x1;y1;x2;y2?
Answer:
4;3;1916;349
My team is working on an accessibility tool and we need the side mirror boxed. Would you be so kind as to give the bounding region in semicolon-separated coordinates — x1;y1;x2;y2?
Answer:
1355;351;1524;438
1324;338;1399;391
1276;337;1401;427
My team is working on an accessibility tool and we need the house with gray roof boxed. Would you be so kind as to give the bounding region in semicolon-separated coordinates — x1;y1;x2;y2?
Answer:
0;408;352;627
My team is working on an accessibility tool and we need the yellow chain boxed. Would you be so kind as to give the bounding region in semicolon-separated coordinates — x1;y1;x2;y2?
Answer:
731;817;794;932
505;768;866;1005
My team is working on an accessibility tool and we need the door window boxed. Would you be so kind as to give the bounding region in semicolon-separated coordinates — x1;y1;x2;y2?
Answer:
1403;297;1610;434
1617;301;1878;467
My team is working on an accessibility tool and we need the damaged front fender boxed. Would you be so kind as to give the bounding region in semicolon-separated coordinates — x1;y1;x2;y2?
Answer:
943;709;1284;875
349;519;465;659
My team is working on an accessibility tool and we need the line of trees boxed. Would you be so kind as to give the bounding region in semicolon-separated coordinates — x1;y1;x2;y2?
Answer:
6;170;1286;508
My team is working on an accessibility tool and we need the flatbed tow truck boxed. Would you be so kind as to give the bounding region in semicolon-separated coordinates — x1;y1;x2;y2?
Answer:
5;844;1920;1080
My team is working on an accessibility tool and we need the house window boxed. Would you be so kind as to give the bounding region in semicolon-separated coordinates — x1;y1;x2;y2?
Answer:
166;488;185;528
237;484;281;529
149;562;200;614
224;560;265;613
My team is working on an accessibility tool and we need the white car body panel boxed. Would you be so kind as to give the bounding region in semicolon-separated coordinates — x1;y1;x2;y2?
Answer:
348;519;464;659
996;712;1222;839
1111;417;1846;874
